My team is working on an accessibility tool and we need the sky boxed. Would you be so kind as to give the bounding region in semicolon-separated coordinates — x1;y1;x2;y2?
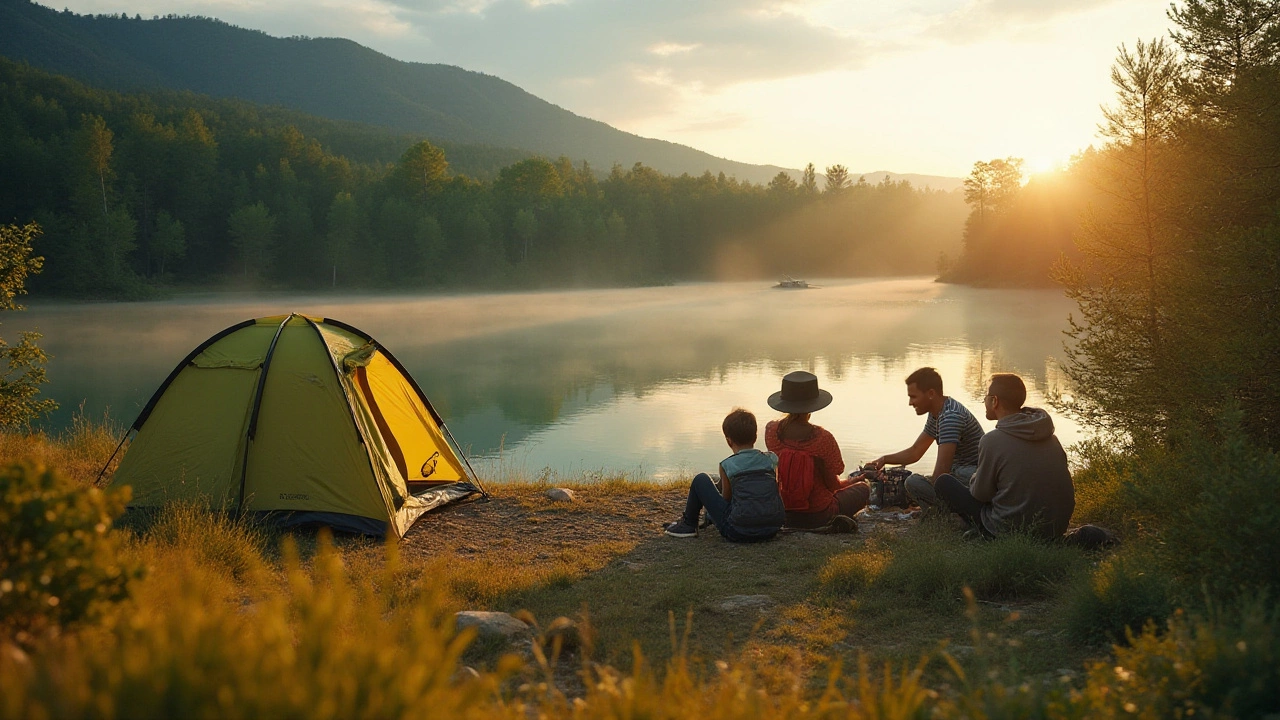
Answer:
52;0;1173;177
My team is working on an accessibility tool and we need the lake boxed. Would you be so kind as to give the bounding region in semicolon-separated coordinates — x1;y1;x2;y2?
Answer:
20;278;1084;481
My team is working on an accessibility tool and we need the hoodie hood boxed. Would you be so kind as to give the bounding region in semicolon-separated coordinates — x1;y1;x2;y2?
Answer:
995;406;1056;441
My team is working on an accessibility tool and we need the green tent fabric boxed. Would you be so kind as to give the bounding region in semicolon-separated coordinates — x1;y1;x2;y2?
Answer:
109;313;485;537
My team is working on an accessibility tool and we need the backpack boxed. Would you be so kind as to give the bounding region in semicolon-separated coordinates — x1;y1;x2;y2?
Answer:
775;447;816;512
726;469;786;532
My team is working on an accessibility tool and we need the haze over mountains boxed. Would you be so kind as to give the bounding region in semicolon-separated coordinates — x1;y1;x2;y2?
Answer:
0;0;961;189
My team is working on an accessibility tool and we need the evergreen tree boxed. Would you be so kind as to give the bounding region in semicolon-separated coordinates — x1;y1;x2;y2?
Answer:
800;163;819;195
768;171;798;198
1168;0;1280;444
1054;39;1184;440
824;165;850;194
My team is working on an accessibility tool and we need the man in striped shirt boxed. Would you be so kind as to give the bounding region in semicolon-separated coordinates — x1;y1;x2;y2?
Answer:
868;367;985;513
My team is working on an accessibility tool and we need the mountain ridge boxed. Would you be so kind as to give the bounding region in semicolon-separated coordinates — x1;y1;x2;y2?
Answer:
0;0;961;189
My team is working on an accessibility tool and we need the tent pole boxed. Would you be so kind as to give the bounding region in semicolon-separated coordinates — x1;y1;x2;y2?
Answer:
94;430;132;485
235;313;294;516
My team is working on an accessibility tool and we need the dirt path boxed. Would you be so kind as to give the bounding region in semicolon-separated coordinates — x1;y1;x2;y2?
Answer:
400;485;685;563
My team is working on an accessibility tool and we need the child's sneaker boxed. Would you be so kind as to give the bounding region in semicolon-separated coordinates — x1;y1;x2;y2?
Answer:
664;520;698;538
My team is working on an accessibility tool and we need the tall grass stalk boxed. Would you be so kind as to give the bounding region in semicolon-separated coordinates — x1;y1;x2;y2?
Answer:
0;408;120;486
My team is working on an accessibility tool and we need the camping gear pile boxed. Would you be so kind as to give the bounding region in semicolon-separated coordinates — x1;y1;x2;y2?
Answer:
103;313;485;538
853;465;914;510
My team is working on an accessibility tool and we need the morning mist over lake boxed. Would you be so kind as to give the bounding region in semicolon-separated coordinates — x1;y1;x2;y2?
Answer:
3;0;1277;715
24;278;1083;480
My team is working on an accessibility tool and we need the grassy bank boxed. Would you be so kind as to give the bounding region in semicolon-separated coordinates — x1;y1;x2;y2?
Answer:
2;423;1277;718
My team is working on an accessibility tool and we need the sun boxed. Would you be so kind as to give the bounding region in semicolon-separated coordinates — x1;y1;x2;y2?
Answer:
1023;153;1066;176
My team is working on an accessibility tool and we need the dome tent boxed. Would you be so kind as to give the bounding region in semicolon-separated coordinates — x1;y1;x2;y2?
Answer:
106;313;485;537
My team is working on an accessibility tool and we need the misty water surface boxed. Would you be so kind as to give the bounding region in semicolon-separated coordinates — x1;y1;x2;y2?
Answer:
22;278;1084;481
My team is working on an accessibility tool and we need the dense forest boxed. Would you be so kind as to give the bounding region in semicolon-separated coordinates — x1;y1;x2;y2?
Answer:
0;59;966;297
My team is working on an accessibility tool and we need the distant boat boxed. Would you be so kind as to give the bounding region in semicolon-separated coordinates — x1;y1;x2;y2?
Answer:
773;276;813;289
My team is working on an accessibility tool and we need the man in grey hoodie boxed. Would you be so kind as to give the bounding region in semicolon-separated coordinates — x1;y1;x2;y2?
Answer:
934;373;1075;540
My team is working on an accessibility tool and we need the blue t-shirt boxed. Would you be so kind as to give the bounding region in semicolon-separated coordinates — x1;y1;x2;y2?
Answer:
720;448;778;479
923;396;984;468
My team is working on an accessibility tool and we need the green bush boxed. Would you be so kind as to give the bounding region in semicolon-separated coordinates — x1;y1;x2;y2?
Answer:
1069;439;1139;534
821;529;1087;605
1080;599;1280;718
1124;425;1280;600
0;534;507;720
1065;553;1174;645
0;462;140;637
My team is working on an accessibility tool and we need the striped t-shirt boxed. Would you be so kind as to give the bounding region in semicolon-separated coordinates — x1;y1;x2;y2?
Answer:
923;396;984;469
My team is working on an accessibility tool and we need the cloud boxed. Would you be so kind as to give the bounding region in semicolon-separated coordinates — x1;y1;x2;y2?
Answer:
57;0;868;123
366;0;865;122
927;0;1127;43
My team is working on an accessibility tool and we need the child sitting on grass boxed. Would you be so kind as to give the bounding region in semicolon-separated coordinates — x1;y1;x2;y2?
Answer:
664;408;786;541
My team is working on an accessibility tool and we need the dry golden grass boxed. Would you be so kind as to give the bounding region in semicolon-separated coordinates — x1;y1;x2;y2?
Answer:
8;422;1271;719
0;412;122;485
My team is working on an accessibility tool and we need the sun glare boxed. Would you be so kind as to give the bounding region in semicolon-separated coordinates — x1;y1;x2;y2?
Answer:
1024;153;1067;177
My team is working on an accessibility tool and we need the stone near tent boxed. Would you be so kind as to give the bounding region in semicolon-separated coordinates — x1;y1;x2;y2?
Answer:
546;487;577;503
717;595;776;613
455;611;533;640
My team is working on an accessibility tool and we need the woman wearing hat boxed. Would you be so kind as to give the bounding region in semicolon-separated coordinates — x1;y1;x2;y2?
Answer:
765;371;870;528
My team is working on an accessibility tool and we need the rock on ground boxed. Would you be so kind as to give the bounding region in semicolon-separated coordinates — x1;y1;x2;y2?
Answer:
454;611;533;640
546;487;577;502
717;595;776;613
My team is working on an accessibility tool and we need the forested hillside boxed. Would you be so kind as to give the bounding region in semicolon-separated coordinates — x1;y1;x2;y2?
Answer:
0;59;966;298
0;0;800;184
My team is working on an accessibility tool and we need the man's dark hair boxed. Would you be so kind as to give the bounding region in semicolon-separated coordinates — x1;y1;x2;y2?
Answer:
722;408;758;446
905;367;943;395
989;373;1027;409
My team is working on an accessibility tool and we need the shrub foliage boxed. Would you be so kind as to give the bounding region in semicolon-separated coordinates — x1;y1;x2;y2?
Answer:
0;462;138;637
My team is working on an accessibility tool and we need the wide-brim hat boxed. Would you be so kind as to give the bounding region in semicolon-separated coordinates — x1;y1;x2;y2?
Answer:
767;370;833;414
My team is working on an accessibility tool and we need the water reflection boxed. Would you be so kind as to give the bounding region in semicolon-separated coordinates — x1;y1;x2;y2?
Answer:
21;278;1081;480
